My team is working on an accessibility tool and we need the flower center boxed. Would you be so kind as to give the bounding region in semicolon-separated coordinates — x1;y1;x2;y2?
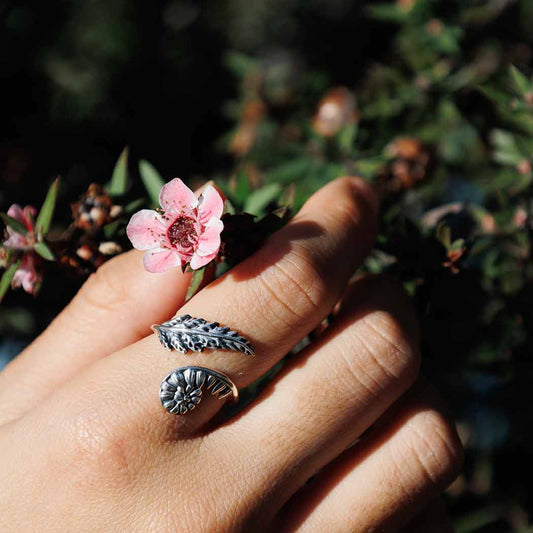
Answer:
167;215;198;249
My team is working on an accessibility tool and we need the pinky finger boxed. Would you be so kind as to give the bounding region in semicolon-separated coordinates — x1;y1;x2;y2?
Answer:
277;380;462;532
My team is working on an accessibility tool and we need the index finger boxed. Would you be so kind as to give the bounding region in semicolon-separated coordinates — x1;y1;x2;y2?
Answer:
0;250;191;425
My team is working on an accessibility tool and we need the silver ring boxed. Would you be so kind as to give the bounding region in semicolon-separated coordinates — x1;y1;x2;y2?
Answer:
160;366;238;415
152;314;255;356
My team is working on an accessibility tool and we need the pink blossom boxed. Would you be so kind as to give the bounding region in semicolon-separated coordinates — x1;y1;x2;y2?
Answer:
126;178;225;272
3;204;37;249
11;253;41;294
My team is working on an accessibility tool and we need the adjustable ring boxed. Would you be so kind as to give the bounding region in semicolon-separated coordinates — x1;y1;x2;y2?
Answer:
160;366;238;415
152;314;255;356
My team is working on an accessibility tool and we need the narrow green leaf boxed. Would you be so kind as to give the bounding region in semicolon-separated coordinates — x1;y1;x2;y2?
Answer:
435;223;452;249
509;65;531;96
139;159;165;206
244;183;283;216
233;168;252;204
33;242;55;261
0;213;28;235
224;51;257;77
0;260;20;302
365;3;408;23
337;122;358;153
106;147;129;197
185;264;215;301
103;219;124;239
35;177;59;237
124;198;146;214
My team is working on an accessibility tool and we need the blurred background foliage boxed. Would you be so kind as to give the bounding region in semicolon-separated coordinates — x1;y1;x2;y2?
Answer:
2;0;533;530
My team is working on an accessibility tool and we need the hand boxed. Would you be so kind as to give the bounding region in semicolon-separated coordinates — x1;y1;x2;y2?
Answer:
0;178;462;532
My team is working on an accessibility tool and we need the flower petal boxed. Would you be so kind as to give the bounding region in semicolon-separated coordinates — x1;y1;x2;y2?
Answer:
189;251;217;270
197;185;224;225
196;217;224;257
12;254;40;294
3;232;28;249
126;210;166;251
6;204;36;232
143;248;182;273
159;178;198;214
7;204;26;225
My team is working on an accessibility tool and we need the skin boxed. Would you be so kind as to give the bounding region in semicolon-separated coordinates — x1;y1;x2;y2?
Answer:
0;177;462;532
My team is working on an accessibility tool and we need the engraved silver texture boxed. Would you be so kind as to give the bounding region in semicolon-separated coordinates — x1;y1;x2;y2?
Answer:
152;314;255;356
159;366;238;415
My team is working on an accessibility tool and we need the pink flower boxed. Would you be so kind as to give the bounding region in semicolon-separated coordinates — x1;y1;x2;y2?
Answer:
3;204;37;250
11;253;41;294
126;178;225;272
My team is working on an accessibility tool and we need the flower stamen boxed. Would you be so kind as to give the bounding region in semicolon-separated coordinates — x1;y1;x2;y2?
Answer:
167;215;198;249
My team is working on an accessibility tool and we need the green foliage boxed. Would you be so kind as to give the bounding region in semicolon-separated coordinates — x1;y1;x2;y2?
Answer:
106;147;129;197
0;261;20;303
139;159;165;207
35;178;59;237
0;214;27;236
243;183;282;216
33;242;55;261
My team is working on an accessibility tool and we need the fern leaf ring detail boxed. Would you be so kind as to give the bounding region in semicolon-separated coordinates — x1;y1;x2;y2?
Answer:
152;314;255;356
160;366;238;415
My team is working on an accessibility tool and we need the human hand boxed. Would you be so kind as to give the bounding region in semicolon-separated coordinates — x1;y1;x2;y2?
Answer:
0;178;462;532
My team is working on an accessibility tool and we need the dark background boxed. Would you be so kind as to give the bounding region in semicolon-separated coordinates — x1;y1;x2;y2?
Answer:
2;1;533;530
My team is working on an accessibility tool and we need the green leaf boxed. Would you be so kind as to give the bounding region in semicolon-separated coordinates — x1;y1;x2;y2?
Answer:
435;223;452;248
243;183;282;216
0;260;20;302
103;219;124;239
365;3;409;23
35;177;59;237
0;213;28;235
490;129;524;166
139;159;165;206
124;198;146;214
185;264;214;301
33;242;55;261
509;65;531;96
106;147;129;197
337;122;358;153
224;51;257;77
232;168;252;204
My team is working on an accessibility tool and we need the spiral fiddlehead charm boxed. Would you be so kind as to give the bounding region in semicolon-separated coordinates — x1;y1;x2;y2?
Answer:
159;366;238;415
152;314;255;356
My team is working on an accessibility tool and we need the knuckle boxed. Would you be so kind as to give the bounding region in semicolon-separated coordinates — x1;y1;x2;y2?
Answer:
251;246;329;327
344;309;420;395
76;255;129;313
403;409;464;490
327;177;377;241
60;405;140;492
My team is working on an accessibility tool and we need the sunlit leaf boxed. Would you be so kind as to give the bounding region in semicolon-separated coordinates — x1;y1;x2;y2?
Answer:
243;183;282;216
509;65;531;96
0;260;20;302
139;159;165;206
124;198;146;214
186;263;215;301
106;147;129;197
103;219;124;239
33;242;55;261
35;177;59;237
